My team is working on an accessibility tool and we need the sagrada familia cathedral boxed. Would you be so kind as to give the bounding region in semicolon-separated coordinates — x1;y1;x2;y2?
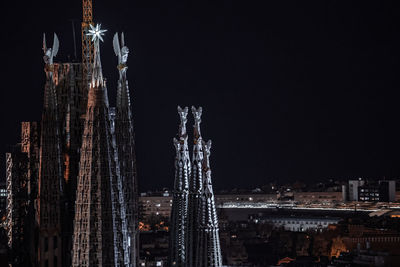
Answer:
5;1;221;267
169;107;222;267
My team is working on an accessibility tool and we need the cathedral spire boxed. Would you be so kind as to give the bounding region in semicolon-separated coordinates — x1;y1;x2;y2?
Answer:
195;140;223;267
192;106;202;142
38;32;63;266
174;106;191;191
42;33;59;109
87;24;106;88
113;32;131;110
169;106;191;266
187;106;204;266
72;24;130;267
177;106;189;139
113;31;139;266
191;106;204;190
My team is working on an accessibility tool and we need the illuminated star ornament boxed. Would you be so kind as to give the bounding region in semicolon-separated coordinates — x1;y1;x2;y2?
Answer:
87;24;107;42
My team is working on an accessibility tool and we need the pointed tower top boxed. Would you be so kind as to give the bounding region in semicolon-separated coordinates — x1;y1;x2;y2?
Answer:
113;32;130;70
191;106;203;142
121;32;125;47
202;140;212;171
87;24;106;87
87;24;106;43
177;106;189;139
42;33;59;66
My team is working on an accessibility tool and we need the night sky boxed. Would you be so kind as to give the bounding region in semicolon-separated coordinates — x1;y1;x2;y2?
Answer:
2;1;400;191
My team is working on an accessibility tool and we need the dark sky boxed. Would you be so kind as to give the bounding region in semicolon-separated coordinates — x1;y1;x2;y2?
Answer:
2;1;400;191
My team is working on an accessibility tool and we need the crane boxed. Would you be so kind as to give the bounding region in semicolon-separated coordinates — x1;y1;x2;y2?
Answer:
82;0;94;86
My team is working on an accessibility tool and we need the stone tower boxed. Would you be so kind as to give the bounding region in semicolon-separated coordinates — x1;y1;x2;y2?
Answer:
37;33;63;267
71;24;130;267
169;106;191;266
195;140;222;267
6;145;29;266
113;32;139;266
187;106;204;267
169;106;223;267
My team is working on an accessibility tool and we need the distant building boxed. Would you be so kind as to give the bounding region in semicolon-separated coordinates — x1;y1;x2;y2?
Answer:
378;180;396;202
358;181;396;202
343;179;396;202
138;191;346;221
216;193;277;205
348;179;365;201
253;215;341;232
139;193;278;221
293;191;342;204
139;231;169;266
140;196;172;219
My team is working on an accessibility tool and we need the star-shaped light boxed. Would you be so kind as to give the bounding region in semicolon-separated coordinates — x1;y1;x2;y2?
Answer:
87;24;107;42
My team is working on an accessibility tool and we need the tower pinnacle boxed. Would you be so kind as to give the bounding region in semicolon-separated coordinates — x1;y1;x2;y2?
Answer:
87;24;107;88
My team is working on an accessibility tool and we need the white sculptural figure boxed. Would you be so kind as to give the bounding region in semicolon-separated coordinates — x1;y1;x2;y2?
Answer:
113;32;129;79
177;106;189;138
42;33;59;78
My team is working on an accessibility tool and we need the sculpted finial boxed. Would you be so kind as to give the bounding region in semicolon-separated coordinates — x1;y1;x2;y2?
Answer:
202;140;213;193
113;32;129;77
177;106;188;138
202;140;212;170
43;33;59;67
121;32;125;47
173;137;180;153
87;24;106;87
191;106;202;141
204;140;212;157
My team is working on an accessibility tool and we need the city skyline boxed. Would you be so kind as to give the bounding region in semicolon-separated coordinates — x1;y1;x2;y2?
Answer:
2;2;400;266
2;1;400;191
